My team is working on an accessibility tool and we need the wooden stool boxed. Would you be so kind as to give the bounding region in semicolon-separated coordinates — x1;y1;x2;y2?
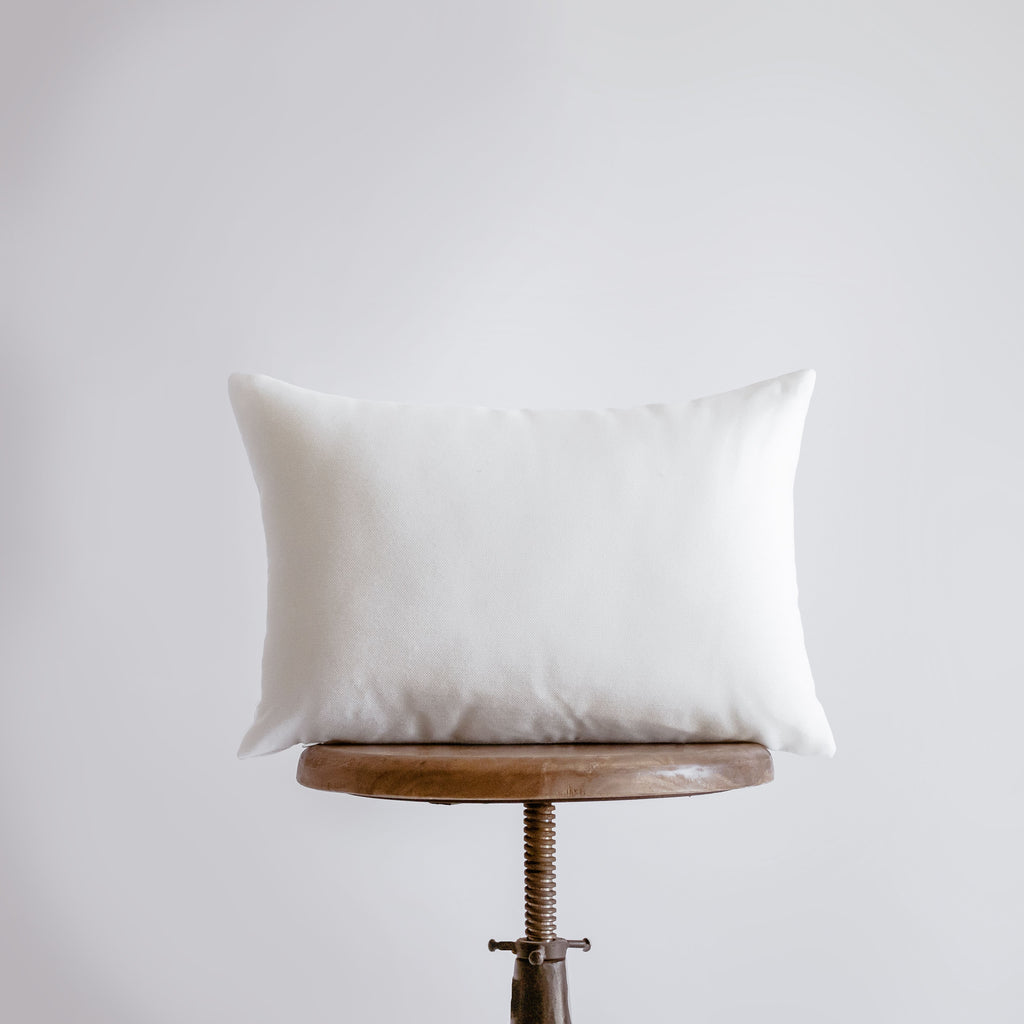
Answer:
298;743;773;1024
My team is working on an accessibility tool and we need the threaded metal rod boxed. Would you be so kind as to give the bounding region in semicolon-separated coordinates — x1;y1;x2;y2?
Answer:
523;801;557;941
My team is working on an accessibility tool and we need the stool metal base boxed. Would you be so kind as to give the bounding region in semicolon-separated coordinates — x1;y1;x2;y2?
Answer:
511;956;571;1024
489;939;592;1024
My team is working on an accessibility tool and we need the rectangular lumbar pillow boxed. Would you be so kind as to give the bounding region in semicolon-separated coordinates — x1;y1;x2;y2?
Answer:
229;370;835;758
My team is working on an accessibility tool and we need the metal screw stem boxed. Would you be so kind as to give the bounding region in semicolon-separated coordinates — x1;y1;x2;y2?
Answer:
523;801;557;941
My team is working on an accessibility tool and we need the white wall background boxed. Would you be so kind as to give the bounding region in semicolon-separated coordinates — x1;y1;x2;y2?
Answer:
2;2;1021;1021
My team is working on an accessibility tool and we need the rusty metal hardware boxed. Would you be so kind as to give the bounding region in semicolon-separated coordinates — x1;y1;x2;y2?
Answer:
488;802;590;1024
524;800;557;940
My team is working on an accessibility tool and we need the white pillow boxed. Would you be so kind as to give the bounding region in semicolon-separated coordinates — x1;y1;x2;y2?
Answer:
229;371;835;758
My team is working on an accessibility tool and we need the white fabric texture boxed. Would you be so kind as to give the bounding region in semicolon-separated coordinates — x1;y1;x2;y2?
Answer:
229;371;835;758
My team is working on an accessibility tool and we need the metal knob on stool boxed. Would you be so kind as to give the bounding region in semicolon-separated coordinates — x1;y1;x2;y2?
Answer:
489;802;591;1024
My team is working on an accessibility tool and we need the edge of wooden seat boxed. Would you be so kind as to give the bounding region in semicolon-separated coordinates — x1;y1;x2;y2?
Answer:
296;742;773;804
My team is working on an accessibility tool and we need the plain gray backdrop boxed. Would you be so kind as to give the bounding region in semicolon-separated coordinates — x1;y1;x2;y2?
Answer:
2;2;1021;1021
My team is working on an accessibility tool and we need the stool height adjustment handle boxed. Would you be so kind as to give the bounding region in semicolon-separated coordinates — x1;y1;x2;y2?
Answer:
489;802;590;1024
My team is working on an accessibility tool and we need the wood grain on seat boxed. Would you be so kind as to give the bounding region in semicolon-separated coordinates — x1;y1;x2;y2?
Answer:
297;743;773;804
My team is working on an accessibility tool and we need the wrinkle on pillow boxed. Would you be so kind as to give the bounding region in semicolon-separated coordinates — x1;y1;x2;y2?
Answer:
229;370;835;758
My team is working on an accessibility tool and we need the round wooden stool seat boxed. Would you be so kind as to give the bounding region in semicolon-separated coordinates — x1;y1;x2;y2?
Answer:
297;742;773;804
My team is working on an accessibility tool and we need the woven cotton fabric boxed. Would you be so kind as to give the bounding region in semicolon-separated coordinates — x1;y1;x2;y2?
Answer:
229;370;835;758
